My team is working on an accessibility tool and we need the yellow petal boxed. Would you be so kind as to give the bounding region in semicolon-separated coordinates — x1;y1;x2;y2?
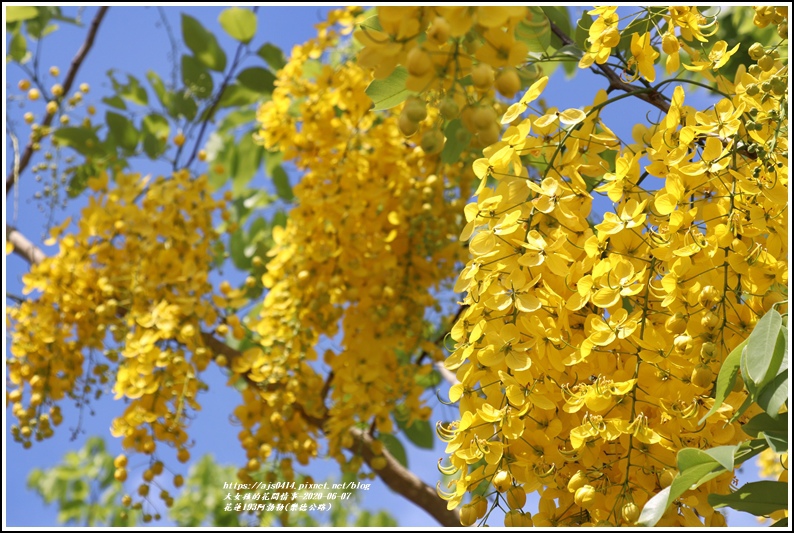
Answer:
559;108;586;126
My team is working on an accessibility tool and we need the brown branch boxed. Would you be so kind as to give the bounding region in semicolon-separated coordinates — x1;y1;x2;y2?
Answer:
11;227;459;526
6;6;109;195
348;427;460;526
7;225;46;265
548;19;670;114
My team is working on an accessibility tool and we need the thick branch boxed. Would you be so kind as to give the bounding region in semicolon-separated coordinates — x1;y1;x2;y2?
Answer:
7;225;46;265
348;427;460;526
6;6;109;195
548;19;670;114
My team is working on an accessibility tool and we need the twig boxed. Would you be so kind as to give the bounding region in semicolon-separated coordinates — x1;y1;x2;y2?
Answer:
181;6;259;169
157;7;180;89
548;19;670;114
6;6;109;195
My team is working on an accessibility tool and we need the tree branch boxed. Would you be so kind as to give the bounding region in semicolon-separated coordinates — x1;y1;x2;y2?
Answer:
6;6;109;195
548;19;670;114
7;225;46;265
348;427;460;526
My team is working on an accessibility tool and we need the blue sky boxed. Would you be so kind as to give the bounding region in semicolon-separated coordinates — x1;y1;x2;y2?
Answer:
3;5;776;528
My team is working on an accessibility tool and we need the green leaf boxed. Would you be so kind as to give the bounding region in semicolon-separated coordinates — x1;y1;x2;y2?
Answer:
141;113;171;159
6;6;39;23
763;429;788;454
771;517;789;527
542;6;572;49
302;59;323;79
114;73;149;107
9;31;27;62
709;481;788;516
365;66;416;111
358;15;383;32
700;338;747;424
378;434;408;469
181;54;213;99
756;371;788;418
142;113;169;139
181;13;227;72
272;210;287;228
415;369;441;389
263;149;282;177
574;10;594;50
515;7;551;53
677;447;728;472
397;417;435;450
745;308;783;387
272;166;294;202
740;343;758;396
230;228;251;270
441;119;471;165
66;163;98;197
105;111;138;152
248;217;268;241
218;83;261;108
730;393;756;424
232;133;263;194
743;412;788;439
206;132;232;190
172;90;198;121
53;127;102;156
217;108;257;132
218;7;256;43
146;70;173;113
237;67;275;95
256;43;285;70
102;95;127;110
640;440;759;526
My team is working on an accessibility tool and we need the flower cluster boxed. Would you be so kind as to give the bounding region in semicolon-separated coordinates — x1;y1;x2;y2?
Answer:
440;8;788;527
8;170;224;507
244;10;465;479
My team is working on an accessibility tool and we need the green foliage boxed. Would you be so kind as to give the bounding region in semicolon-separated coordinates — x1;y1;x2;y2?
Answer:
27;437;138;526
708;481;789;516
516;7;551;53
168;455;243;527
379;434;409;469
365;66;416;111
29;436;398;527
257;43;286;71
181;13;227;72
218;7;257;44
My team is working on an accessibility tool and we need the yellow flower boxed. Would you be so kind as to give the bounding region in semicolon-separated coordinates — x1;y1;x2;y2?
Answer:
630;32;660;82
